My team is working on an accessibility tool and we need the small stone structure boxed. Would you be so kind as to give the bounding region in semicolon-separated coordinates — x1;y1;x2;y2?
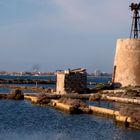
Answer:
56;68;87;94
113;39;140;87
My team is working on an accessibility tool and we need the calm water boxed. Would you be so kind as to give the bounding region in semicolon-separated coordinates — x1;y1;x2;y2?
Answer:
0;75;111;93
0;75;111;83
0;75;55;81
0;75;140;140
87;76;111;83
0;84;55;94
0;100;140;140
0;75;56;93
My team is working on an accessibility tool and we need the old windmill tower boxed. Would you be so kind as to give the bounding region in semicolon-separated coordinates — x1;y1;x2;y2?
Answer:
113;3;140;87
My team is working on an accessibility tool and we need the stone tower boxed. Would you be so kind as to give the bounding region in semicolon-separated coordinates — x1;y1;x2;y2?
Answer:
113;3;140;87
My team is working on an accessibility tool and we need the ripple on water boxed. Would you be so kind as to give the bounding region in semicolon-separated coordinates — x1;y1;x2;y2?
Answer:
0;100;140;140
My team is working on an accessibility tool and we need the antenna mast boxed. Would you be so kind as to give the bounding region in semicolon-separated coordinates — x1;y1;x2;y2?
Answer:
130;3;140;38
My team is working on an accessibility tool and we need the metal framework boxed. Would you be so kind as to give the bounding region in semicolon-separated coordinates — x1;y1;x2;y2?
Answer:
130;3;140;38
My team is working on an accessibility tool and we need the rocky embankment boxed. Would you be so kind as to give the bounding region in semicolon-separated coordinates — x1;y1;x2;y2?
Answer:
0;89;24;100
89;87;140;129
26;93;92;114
1;85;140;130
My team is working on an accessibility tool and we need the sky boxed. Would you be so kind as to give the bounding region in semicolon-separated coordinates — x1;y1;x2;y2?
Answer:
0;0;139;73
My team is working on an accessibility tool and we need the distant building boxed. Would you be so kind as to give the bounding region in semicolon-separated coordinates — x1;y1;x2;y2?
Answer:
56;68;87;94
90;70;111;77
94;70;101;76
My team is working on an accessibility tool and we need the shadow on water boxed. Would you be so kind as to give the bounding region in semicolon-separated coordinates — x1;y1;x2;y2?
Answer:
0;100;140;140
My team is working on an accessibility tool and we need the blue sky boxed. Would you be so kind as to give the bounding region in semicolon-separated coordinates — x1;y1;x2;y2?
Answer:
0;0;138;72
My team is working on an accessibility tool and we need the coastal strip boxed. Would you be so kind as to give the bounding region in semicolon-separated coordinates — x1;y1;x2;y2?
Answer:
23;94;140;129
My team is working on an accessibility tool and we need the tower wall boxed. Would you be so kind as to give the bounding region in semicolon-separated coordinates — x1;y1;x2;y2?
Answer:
113;39;140;87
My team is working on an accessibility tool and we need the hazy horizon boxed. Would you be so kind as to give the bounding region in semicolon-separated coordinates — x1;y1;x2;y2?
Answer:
0;0;138;73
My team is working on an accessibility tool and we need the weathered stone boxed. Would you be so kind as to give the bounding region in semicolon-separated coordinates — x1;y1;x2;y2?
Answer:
56;68;87;94
113;39;140;87
7;89;24;100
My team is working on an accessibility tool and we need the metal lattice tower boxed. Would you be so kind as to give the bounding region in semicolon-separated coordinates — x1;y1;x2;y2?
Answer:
130;3;140;38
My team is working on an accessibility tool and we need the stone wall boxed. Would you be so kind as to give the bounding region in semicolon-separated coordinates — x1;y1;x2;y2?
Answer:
56;73;65;93
56;68;87;94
